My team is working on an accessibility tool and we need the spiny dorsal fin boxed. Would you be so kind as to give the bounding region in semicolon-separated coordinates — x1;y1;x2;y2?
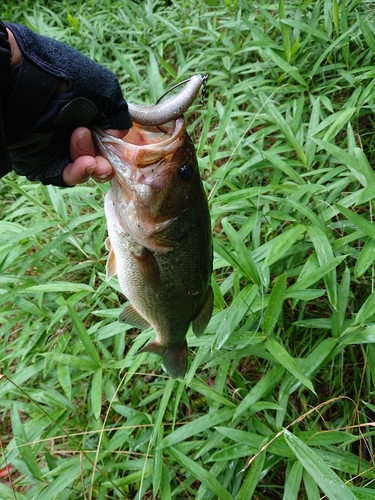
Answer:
132;248;160;292
138;340;188;378
119;304;150;329
192;286;214;337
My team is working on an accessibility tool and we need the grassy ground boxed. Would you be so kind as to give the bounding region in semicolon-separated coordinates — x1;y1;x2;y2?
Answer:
1;0;375;498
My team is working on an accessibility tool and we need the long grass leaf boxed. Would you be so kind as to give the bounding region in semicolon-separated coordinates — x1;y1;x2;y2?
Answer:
159;408;233;449
263;225;306;267
331;267;350;337
335;203;375;241
284;431;358;500
355;238;375;278
355;291;375;325
91;368;102;420
288;255;346;291
263;101;307;165
67;304;100;367
357;12;375;54
212;284;258;351
314;139;369;186
10;405;42;480
307;225;337;308
235;450;266;500
263;273;286;336
166;446;234;500
150;378;175;447
278;0;291;62
42;353;98;371
283;460;303;500
234;365;285;420
222;218;261;285
265;336;315;393
37;457;91;500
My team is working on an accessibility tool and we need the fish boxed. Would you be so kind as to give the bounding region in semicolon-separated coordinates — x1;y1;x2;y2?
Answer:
92;78;213;378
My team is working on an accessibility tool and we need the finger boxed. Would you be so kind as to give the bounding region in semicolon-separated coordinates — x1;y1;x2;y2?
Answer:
70;128;129;161
62;155;114;186
62;156;97;186
70;127;96;161
91;156;114;183
67;127;129;185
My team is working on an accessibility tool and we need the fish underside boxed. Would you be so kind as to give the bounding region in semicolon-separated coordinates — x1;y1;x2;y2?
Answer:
93;118;213;378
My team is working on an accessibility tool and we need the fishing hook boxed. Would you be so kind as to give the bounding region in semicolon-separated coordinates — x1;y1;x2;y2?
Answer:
155;74;209;105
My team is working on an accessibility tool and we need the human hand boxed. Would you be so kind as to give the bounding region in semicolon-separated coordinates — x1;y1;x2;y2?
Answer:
62;127;128;186
3;23;132;187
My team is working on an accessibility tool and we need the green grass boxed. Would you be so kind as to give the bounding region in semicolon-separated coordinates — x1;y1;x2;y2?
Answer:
1;0;375;498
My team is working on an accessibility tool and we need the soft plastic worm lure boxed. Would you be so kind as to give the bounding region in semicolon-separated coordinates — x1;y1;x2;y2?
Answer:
127;74;208;126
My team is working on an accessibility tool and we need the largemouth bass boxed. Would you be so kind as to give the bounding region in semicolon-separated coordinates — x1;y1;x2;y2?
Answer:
93;90;213;378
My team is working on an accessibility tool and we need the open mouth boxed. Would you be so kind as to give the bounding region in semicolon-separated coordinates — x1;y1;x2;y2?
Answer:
120;118;184;147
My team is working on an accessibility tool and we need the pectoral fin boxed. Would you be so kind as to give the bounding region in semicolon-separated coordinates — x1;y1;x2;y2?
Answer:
119;304;150;329
192;286;214;337
132;248;160;292
106;237;117;280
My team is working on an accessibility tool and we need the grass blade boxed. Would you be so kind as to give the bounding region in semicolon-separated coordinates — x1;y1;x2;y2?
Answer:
265;336;315;394
212;284;258;351
91;368;102;420
159;408;233;449
263;225;306;268
263;273;286;336
222;218;261;285
278;0;291;62
67;303;100;367
235;451;266;500
284;430;358;500
234;365;285;420
335;203;375;241
11;405;42;480
283;460;303;500
166;446;234;500
307;225;337;308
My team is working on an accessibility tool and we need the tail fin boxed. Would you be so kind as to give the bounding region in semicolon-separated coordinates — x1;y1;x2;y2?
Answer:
139;340;188;378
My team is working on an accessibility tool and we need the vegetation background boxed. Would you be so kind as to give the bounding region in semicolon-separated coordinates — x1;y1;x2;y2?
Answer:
1;0;375;498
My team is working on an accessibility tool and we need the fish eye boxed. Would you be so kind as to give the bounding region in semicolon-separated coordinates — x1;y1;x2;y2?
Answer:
179;163;194;181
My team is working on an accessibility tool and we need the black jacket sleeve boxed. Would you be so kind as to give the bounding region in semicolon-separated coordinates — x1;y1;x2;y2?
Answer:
0;22;132;186
0;21;12;178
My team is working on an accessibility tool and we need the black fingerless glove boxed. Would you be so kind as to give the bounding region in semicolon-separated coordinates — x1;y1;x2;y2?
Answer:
2;22;132;186
0;22;11;178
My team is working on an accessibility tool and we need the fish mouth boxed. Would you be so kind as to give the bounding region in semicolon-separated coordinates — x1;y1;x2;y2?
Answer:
93;117;185;169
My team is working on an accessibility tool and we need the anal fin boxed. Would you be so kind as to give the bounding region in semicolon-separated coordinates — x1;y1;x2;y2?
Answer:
192;286;214;337
119;304;150;329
